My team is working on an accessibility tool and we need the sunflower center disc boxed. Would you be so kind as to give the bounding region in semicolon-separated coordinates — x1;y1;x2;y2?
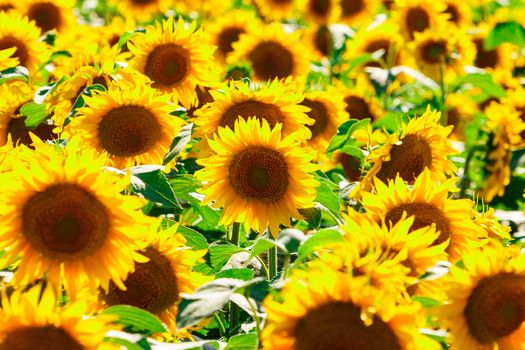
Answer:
385;202;451;246
220;100;285;129
421;41;447;64
248;41;294;80
218;27;245;57
406;7;430;39
376;134;433;183
0;325;83;350
132;0;156;4
465;273;525;344
341;0;364;17
301;99;329;139
314;26;333;56
337;152;361;182
21;184;110;261
7;117;56;147
103;247;180;314
229;145;289;203
310;0;330;17
98;105;162;157
474;38;498;69
364;39;391;66
293;302;401;350
27;2;62;33
344;96;372;119
145;44;189;87
444;4;460;23
0;36;29;66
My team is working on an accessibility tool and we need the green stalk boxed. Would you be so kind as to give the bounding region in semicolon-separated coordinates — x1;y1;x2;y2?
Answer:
268;245;278;280
439;62;448;127
228;222;241;336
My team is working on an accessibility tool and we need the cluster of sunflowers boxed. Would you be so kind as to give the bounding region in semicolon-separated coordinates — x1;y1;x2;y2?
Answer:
0;0;524;349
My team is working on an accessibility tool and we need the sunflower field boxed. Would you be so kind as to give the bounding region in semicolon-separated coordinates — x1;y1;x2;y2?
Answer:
1;0;525;349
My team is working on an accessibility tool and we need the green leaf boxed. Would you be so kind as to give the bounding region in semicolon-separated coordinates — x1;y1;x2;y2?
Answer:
131;169;181;208
187;195;222;228
170;174;200;201
0;66;29;85
177;278;264;329
20;102;48;128
485;21;525;49
216;268;255;281
326;119;370;153
177;225;208;250
314;173;341;220
297;228;344;261
456;74;506;98
345;53;377;72
412;296;442;308
248;237;287;259
101;305;167;335
209;244;244;270
49;50;72;61
298;207;322;228
163;123;193;165
225;333;258;350
104;337;144;350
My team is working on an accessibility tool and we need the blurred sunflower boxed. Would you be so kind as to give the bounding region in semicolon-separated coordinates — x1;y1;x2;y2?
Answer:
205;10;260;63
0;47;17;70
361;169;486;262
442;244;525;349
196;117;318;236
392;0;447;41
0;137;154;296
0;0;15;12
129;17;217;108
482;102;525;202
0;12;50;76
359;107;457;190
228;24;311;82
262;270;441;350
109;0;171;22
474;207;511;241
300;86;347;155
445;93;477;141
296;0;341;24
0;285;117;350
336;77;383;120
338;0;380;27
500;86;525;147
442;0;472;28
253;0;295;21
70;78;185;168
194;79;313;145
0;82;57;146
16;0;76;34
301;25;335;59
97;16;137;50
99;224;210;334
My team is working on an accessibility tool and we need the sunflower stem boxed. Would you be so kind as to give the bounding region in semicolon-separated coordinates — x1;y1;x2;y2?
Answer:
245;294;261;335
213;313;227;338
459;145;485;198
229;222;241;246
268;245;278;280
439;62;448;127
228;222;241;335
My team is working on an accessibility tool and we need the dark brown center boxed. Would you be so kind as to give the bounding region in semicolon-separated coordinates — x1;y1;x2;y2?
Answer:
217;27;245;57
385;202;451;246
406;7;430;39
314;26;333;56
229;145;289;203
6;117;56;147
219;100;285;130
341;0;365;17
293;301;401;350
301;98;329;139
0;5;14;11
465;273;525;344
0;326;83;350
421;40;447;64
375;134;433;183
21;184;110;261
344;96;373;120
186;85;214;117
309;0;331;17
474;38;498;69
102;247;180;314
337;152;361;182
98;105;162;158
145;44;189;87
0;36;29;66
444;4;460;24
248;41;294;81
27;2;62;33
364;39;391;65
131;0;156;4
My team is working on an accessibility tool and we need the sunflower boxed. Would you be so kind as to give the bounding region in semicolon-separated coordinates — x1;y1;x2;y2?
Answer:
0;0;15;12
359;107;457;193
500;86;525;147
96;16;137;50
228;24;312;82
445;93;478;141
344;20;403;69
482;102;525;202
98;224;210;334
442;0;472;28
296;0;341;24
0;82;57;147
301;25;335;60
204;9;260;63
474;207;511;241
0;12;50;76
0;47;17;70
196;117;319;237
336;77;383;121
109;0;171;22
338;0;381;27
253;0;295;21
69;77;185;169
16;0;76;34
361;169;487;262
300;86;347;155
0;284;117;350
262;269;441;350
194;79;313;149
0;136;155;296
392;0;448;41
441;244;525;349
128;17;217;108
